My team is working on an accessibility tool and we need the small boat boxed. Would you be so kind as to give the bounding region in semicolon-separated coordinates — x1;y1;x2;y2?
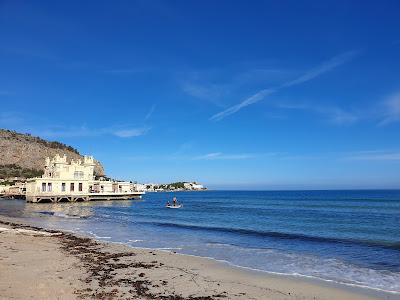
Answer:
166;204;183;209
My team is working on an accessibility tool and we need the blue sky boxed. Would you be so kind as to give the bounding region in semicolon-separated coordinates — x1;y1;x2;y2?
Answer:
1;0;400;189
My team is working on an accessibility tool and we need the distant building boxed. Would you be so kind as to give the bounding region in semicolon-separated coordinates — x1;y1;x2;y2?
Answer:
182;182;204;190
8;182;26;194
191;183;204;190
183;182;192;189
133;183;147;192
138;181;206;192
0;184;8;194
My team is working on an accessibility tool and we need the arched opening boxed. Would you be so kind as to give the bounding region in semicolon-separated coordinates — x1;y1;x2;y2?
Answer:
75;197;85;202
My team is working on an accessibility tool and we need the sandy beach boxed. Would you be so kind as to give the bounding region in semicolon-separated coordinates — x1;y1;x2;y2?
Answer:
1;217;394;300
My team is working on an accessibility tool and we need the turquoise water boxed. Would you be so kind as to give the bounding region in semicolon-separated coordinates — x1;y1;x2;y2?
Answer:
1;190;400;293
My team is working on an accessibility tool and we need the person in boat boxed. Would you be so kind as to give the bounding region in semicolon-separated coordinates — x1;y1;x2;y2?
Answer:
173;197;177;206
166;201;171;207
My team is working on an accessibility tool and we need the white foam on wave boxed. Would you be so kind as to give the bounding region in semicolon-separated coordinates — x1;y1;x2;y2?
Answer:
97;236;111;239
86;231;111;239
197;242;400;294
53;212;82;219
156;247;183;251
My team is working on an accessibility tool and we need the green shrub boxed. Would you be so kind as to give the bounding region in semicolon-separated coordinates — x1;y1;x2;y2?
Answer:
0;164;43;179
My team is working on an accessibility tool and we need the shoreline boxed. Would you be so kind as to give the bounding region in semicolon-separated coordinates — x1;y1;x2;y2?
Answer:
1;216;399;299
156;250;400;298
104;244;400;299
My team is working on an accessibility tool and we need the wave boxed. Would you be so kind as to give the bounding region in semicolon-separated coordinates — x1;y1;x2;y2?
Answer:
137;221;400;251
128;239;143;243
171;251;400;295
95;236;111;239
86;231;111;239
156;247;183;251
37;211;86;219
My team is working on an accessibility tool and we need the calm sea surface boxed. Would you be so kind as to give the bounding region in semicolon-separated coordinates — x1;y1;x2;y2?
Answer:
1;190;400;293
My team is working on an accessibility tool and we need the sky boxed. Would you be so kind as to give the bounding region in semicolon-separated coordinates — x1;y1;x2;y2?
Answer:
1;0;400;190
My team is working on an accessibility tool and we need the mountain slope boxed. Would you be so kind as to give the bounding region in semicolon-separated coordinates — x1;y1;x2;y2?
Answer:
0;129;104;178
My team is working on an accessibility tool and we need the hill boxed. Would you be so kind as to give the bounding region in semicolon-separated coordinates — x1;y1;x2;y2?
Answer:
0;129;104;179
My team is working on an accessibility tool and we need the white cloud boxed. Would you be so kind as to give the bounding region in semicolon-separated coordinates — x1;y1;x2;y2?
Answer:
280;51;358;88
34;126;98;138
112;127;150;138
28;125;150;139
346;150;400;161
325;107;358;124
379;93;400;125
275;101;358;125
210;51;358;121
145;104;156;121
172;141;194;156
194;152;255;160
0;110;151;139
180;67;292;109
210;89;275;121
181;81;227;107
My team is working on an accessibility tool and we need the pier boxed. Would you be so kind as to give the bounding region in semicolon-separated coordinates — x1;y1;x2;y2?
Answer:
26;191;144;203
1;192;26;200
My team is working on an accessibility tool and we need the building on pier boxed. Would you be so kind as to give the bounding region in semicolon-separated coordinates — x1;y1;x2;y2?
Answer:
25;154;144;203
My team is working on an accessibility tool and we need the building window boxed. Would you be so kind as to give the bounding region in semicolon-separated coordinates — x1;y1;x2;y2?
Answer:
42;183;46;192
70;183;75;192
79;183;83;192
74;171;84;179
61;183;66;192
48;183;52;192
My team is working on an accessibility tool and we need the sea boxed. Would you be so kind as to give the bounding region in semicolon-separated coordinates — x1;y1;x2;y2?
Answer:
1;190;399;295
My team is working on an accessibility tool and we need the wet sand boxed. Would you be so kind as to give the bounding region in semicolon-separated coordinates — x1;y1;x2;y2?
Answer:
0;217;395;300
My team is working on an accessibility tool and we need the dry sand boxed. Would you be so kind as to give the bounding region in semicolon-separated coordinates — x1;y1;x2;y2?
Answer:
0;218;395;300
